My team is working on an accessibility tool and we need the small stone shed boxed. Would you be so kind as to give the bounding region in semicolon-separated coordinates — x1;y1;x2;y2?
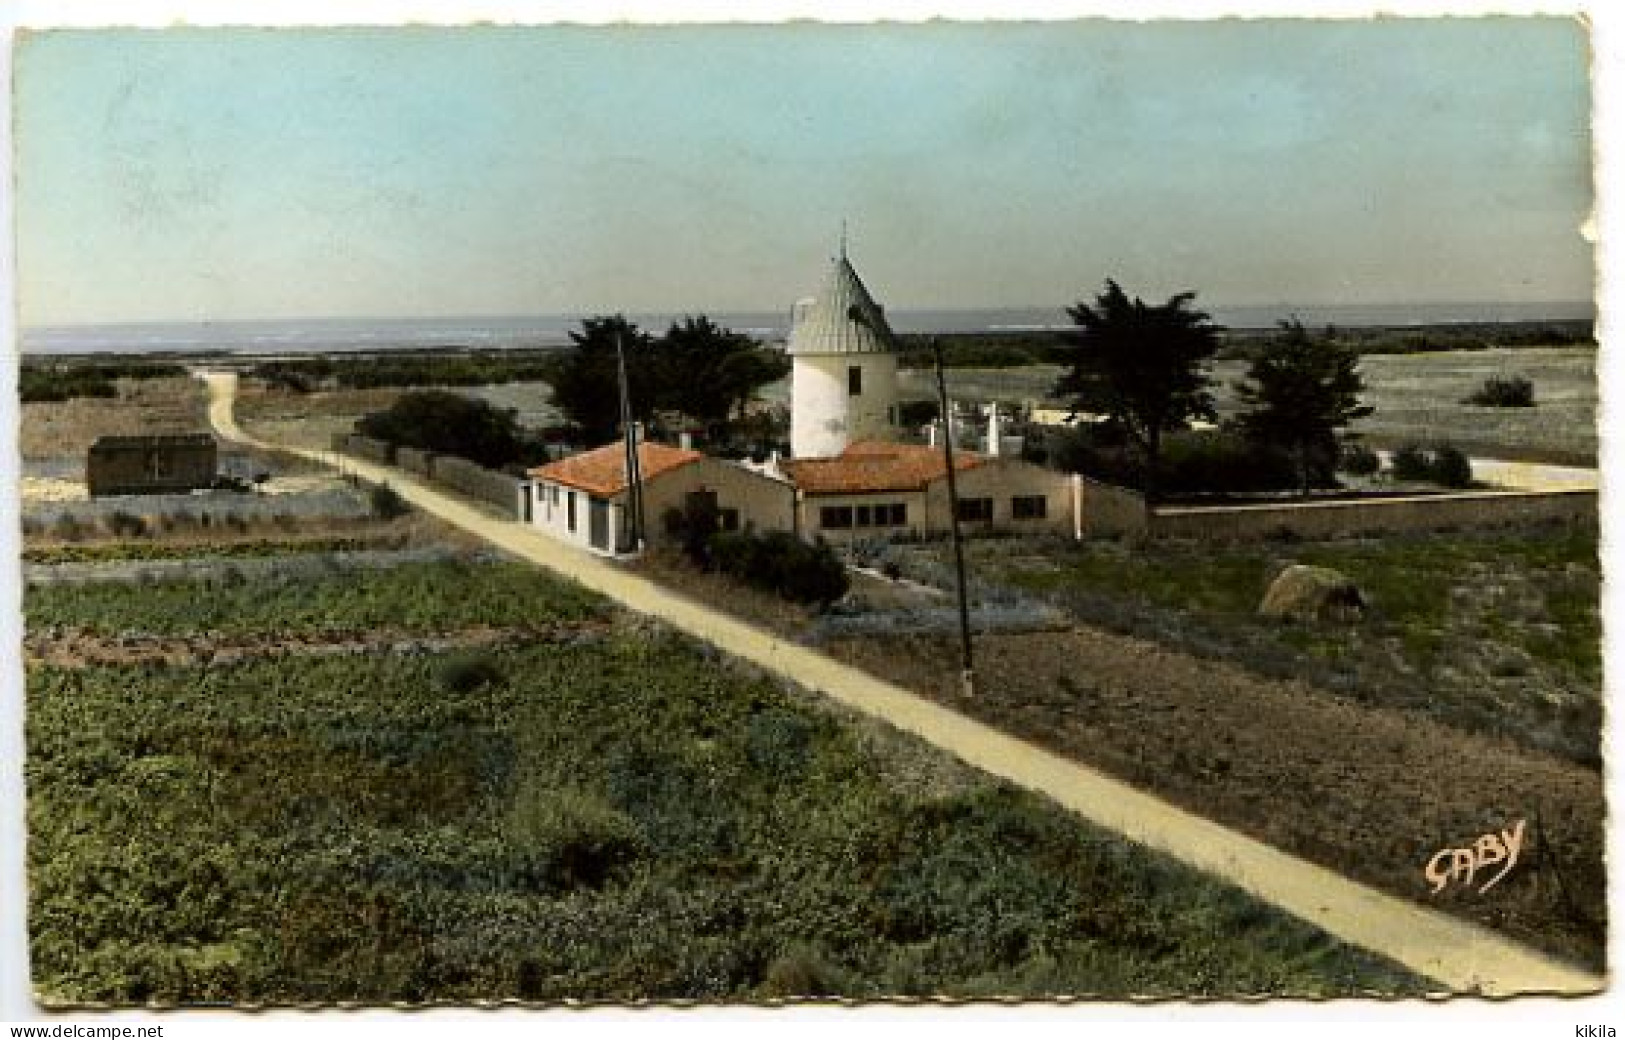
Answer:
86;433;218;497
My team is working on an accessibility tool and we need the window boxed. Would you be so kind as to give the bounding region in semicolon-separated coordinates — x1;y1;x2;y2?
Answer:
720;508;741;532
567;491;577;532
885;503;907;526
820;505;854;530
1012;495;1048;520
848;365;863;396
955;497;994;523
855;504;872;527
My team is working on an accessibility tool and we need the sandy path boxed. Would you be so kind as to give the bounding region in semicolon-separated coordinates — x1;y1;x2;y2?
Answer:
1371;450;1599;492
200;370;1604;997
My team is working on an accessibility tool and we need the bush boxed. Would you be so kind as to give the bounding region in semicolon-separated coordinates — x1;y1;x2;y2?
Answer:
1388;443;1474;488
438;654;505;694
1389;443;1434;482
1047;427;1302;495
1466;375;1536;408
103;511;148;538
896;399;941;429
370;483;411;520
507;787;646;890
48;515;83;541
356;390;525;470
759;948;849;998
1431;445;1474;488
709;530;849;607
1339;442;1381;476
20;361;188;402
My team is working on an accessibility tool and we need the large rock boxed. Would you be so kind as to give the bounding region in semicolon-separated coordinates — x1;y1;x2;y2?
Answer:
1259;564;1367;622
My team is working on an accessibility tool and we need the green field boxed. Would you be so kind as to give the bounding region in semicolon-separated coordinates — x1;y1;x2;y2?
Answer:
26;560;1425;1004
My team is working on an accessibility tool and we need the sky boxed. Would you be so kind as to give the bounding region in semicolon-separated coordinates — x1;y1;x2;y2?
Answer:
14;18;1595;326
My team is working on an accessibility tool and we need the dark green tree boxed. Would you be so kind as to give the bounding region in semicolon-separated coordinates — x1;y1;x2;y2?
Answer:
657;316;788;441
1234;319;1373;495
548;316;659;444
1053;279;1222;505
355;390;525;469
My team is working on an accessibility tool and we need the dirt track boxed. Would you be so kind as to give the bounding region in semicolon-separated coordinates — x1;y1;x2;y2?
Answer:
201;370;1605;997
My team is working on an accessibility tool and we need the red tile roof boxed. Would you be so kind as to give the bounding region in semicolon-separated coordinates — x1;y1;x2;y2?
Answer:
781;439;983;495
530;440;702;497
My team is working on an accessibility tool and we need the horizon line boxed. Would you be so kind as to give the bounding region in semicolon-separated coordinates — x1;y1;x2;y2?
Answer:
21;298;1599;332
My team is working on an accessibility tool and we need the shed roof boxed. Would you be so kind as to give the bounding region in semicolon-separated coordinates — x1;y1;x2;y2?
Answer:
786;254;897;357
780;439;983;495
529;440;703;498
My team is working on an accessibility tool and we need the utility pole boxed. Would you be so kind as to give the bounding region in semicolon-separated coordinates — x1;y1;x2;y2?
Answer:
932;338;976;698
616;332;646;553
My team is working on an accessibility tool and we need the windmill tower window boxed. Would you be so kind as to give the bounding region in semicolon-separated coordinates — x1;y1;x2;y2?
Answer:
848;365;862;396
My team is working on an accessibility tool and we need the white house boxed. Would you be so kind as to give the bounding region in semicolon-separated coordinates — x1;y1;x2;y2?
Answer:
525;440;797;557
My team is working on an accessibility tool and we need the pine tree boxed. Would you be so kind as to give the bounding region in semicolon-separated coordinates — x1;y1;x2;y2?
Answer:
1053;279;1222;506
1234;319;1373;496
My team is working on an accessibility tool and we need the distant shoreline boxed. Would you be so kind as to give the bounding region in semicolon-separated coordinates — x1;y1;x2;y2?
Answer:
20;302;1595;356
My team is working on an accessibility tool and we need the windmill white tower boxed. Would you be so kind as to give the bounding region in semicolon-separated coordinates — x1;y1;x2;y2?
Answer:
788;241;900;459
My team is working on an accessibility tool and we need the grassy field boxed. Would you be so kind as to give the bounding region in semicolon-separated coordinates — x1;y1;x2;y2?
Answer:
898;346;1596;464
942;523;1601;765
25;559;1427;1004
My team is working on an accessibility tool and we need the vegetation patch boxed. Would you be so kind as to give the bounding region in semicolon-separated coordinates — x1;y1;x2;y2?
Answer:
1466;375;1536;408
25;559;1423;1003
954;525;1600;764
24;536;404;566
22;361;190;403
25;559;606;637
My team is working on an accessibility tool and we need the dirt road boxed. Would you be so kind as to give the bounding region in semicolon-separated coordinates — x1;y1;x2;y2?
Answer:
200;371;1604;997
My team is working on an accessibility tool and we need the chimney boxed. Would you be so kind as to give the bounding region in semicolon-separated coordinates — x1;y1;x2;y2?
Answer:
987;402;1002;457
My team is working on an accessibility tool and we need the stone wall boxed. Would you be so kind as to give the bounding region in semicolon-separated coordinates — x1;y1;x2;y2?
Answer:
339;434;396;466
1150;489;1597;541
1076;475;1149;538
429;455;525;519
397;446;436;478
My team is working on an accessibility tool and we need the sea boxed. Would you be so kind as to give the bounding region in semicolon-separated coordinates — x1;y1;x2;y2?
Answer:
20;301;1595;356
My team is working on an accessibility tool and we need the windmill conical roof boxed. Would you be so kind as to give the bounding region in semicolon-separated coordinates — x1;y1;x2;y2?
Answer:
787;255;897;356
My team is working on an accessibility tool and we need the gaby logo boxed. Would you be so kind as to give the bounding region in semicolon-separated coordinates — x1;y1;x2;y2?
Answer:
1424;820;1526;896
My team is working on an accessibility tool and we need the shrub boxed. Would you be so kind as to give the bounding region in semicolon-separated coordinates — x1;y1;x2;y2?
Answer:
1159;431;1303;494
709;530;849;607
1389;443;1434;482
896;399;941;429
1046;427;1306;495
1466;375;1535;408
438;654;505;694
1338;442;1381;476
1431;445;1474;488
370;483;411;520
1389;443;1473;488
48;515;83;541
759;948;849;998
104;511;148;538
507;787;646;890
356;390;525;470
